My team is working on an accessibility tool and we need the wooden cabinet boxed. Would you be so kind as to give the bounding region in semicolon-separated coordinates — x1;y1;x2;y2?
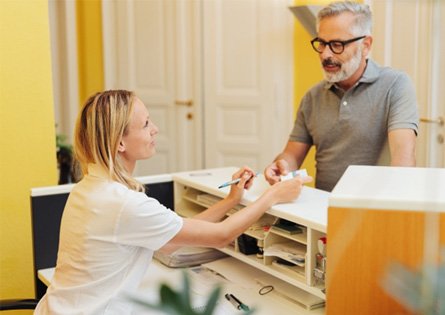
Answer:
327;166;445;315
173;167;329;311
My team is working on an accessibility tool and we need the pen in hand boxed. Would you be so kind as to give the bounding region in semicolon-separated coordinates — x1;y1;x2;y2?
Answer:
218;172;259;189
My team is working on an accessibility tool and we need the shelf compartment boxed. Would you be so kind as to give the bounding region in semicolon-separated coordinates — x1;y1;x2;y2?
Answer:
182;189;222;208
243;213;276;240
173;180;327;303
175;198;204;218
218;246;325;300
269;226;307;244
270;260;306;281
307;229;327;288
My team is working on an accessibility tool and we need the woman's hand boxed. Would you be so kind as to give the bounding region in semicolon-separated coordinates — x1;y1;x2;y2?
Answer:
267;175;313;204
226;166;256;204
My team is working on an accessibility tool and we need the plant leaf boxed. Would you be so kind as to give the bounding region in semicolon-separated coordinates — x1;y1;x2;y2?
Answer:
160;284;184;313
201;286;221;315
179;271;194;313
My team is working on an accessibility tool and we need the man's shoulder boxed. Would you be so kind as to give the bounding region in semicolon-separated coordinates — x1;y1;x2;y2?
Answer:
304;80;328;97
369;59;410;81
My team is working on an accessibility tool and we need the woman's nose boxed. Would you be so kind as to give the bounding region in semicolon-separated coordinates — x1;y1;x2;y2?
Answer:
151;122;159;135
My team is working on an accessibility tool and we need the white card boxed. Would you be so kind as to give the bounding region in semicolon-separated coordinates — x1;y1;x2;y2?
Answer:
280;169;308;181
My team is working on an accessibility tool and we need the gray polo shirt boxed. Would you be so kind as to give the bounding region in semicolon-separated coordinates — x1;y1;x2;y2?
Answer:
290;59;418;192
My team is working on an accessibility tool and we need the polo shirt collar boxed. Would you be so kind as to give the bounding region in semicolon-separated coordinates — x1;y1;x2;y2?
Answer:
359;59;379;83
323;58;380;90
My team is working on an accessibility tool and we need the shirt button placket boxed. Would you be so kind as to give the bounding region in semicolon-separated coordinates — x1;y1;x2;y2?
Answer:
339;98;351;120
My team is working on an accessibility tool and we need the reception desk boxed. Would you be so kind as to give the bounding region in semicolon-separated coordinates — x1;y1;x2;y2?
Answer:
326;166;445;315
31;167;328;314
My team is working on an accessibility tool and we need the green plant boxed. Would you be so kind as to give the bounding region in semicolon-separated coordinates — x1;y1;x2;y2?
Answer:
128;271;218;315
382;247;445;315
56;133;77;184
127;271;254;315
56;133;72;153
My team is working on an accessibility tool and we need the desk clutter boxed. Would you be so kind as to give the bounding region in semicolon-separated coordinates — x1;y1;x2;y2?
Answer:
201;257;325;312
143;257;326;315
173;168;329;310
154;247;228;268
33;167;329;314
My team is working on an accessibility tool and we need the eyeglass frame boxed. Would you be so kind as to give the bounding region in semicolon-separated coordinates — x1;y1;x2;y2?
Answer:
310;35;367;54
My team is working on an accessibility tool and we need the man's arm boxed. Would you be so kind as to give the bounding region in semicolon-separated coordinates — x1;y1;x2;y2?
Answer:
264;141;311;185
388;129;416;166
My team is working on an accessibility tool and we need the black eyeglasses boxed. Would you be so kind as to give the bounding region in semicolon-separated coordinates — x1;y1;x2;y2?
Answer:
310;36;366;54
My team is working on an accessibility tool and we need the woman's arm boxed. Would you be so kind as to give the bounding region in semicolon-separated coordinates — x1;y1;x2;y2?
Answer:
191;166;255;222
163;175;311;250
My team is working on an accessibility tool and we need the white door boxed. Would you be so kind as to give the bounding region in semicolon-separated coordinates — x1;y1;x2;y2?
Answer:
102;0;294;176
49;0;79;148
370;0;445;167
102;0;189;175
433;0;445;167
202;0;294;171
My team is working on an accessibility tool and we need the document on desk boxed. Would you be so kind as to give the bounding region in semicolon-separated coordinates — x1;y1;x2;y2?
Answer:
202;257;260;288
188;265;248;314
136;258;324;314
202;257;325;312
134;261;233;314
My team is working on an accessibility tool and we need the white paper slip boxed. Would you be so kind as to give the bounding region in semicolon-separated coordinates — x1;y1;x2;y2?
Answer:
280;169;308;181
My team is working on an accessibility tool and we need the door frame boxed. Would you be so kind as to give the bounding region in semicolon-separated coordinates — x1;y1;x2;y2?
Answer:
369;0;444;167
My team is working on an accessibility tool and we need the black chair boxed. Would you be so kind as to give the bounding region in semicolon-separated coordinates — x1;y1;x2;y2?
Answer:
29;181;175;299
0;298;39;310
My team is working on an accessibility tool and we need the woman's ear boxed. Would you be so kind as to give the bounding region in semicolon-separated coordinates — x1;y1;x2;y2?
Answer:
118;140;126;153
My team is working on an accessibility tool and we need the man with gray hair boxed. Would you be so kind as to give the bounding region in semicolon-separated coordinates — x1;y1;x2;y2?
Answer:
264;1;418;192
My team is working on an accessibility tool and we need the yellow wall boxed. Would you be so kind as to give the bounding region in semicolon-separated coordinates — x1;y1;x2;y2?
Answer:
293;0;331;183
0;0;57;304
293;1;363;182
0;0;355;304
76;0;104;105
0;0;103;304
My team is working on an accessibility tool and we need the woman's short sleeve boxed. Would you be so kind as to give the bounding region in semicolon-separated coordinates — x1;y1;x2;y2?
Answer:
115;192;183;250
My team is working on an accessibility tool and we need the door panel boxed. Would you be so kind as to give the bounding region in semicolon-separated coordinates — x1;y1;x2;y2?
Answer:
103;0;177;175
437;0;445;166
371;0;444;167
103;0;294;175
203;0;294;171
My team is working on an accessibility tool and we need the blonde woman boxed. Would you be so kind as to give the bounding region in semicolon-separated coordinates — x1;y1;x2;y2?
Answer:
35;90;311;314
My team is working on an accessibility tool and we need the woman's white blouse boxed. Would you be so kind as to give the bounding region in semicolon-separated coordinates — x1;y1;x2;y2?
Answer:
35;164;183;314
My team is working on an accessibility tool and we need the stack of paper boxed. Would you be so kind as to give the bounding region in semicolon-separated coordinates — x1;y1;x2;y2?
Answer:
154;246;227;268
196;193;222;207
265;242;306;266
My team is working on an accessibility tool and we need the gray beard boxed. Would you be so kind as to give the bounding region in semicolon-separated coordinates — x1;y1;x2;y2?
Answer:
323;48;362;83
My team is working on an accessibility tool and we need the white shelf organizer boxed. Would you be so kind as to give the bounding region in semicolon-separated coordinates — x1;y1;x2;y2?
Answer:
173;167;330;309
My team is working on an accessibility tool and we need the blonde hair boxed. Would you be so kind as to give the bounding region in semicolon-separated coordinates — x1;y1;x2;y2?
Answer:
74;90;145;192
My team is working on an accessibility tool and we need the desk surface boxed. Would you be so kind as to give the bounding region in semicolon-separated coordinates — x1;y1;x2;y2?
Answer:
330;165;445;211
39;257;324;315
35;167;328;313
173;167;330;232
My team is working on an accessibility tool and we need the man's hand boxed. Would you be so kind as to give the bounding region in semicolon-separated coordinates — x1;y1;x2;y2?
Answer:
264;159;290;185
